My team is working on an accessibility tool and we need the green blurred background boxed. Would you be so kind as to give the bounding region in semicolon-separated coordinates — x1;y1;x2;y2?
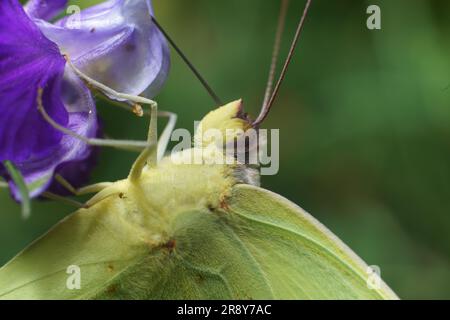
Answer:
2;0;450;299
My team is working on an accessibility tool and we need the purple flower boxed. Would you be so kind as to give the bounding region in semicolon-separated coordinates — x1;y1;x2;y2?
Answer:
0;0;170;201
38;0;170;97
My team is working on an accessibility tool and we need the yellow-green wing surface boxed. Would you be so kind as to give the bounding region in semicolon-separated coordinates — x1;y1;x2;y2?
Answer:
0;183;398;299
223;184;398;299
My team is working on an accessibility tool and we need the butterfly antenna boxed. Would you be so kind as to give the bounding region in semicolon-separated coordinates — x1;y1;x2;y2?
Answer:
151;16;223;106
253;0;313;127
261;0;290;110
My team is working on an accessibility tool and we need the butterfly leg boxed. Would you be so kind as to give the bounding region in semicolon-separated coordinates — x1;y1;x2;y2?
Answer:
128;104;158;181
91;85;177;158
54;174;113;197
1;177;82;213
37;88;151;152
39;108;176;195
46;175;113;208
1;175;99;209
36;57;163;152
157;111;177;161
41;191;85;208
38;98;176;154
65;57;157;116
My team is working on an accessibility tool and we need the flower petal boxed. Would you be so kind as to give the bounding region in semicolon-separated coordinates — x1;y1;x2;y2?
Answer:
6;67;99;200
24;0;68;21
0;0;67;163
0;0;99;200
37;0;170;98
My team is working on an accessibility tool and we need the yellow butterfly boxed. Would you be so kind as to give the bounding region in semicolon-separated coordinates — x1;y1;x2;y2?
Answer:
0;0;397;300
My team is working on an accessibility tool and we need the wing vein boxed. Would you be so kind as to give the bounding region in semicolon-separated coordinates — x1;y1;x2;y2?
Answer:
218;219;276;299
229;207;384;299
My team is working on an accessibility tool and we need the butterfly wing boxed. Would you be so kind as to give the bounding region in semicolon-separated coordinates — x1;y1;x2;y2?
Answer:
222;184;398;299
0;184;398;299
0;195;152;300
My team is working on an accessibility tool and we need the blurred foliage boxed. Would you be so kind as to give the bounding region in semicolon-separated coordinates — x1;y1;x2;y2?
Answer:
2;0;450;299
